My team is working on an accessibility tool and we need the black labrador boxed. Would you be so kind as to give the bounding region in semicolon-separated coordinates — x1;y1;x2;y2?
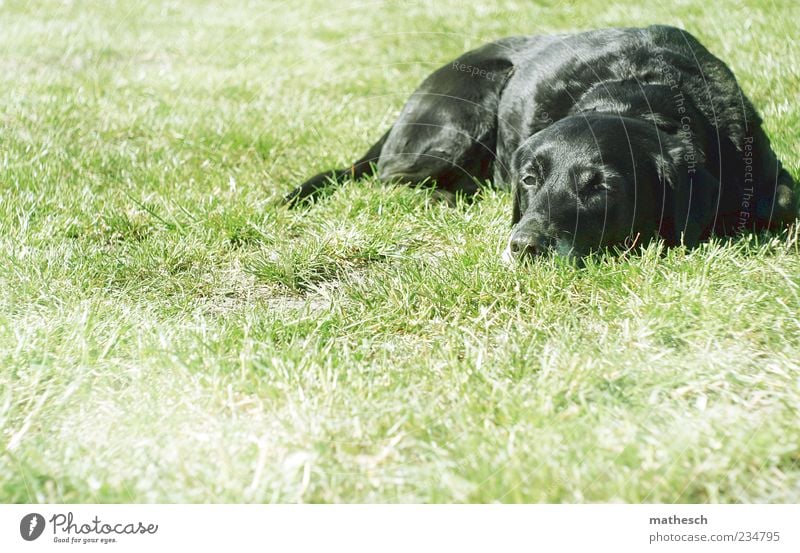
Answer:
284;25;797;260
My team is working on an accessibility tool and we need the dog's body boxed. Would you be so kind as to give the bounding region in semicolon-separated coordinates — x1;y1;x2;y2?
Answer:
286;25;797;258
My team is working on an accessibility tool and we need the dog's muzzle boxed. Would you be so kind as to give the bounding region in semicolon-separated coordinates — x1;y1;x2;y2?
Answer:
502;223;577;263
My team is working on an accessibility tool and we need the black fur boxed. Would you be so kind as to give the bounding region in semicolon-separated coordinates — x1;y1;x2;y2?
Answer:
285;25;797;259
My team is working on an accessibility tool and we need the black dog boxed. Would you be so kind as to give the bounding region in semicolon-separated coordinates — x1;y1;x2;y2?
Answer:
285;25;797;259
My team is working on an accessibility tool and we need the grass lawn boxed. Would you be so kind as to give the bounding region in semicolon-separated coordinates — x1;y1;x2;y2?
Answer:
1;0;799;503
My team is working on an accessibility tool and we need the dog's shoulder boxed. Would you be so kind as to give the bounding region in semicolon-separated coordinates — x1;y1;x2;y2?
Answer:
642;25;761;149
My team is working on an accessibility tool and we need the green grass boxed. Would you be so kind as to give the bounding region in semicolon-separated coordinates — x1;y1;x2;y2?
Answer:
2;0;800;503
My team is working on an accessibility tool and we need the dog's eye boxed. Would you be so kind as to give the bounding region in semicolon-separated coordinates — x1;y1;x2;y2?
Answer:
521;158;547;188
579;171;608;193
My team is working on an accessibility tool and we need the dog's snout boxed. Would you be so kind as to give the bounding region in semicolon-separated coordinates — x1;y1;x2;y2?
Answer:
508;231;551;259
509;235;540;257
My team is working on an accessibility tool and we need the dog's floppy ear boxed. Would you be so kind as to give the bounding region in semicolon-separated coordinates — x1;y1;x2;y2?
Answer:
653;136;719;247
511;182;522;227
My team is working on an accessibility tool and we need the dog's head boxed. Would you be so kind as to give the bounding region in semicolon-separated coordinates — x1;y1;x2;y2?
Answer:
505;112;717;261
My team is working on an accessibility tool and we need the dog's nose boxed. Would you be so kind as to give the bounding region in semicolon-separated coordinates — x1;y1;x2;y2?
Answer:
508;232;549;259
